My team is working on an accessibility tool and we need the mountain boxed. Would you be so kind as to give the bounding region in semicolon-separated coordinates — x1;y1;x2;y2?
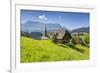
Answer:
21;21;62;33
71;27;89;33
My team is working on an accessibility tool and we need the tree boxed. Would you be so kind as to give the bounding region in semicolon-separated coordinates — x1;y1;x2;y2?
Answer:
80;38;86;46
71;33;90;47
21;31;30;37
52;33;58;43
71;36;79;44
83;34;90;47
62;30;72;43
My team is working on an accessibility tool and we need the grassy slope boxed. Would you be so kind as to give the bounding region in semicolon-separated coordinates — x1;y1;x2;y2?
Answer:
21;36;89;63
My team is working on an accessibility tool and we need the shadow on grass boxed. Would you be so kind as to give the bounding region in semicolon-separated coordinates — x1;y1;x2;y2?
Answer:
57;44;69;49
68;45;84;53
58;44;84;53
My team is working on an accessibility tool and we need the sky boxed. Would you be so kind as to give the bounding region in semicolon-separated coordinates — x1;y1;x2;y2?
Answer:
21;9;89;30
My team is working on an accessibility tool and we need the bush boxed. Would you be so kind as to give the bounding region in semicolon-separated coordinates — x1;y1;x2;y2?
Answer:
80;38;86;46
71;36;81;44
84;34;89;47
71;34;90;47
67;39;74;46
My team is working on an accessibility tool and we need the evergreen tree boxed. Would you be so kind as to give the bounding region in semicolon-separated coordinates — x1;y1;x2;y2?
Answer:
52;33;58;43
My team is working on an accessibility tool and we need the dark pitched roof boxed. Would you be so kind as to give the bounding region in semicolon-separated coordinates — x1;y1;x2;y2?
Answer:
56;29;65;39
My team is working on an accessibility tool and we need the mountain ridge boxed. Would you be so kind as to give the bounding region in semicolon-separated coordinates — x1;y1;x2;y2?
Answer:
21;21;62;33
71;27;89;33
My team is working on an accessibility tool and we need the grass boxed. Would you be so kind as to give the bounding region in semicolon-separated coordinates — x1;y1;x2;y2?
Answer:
21;36;89;63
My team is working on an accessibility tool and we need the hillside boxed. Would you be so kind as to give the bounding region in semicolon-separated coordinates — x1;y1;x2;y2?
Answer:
21;36;89;63
71;27;89;33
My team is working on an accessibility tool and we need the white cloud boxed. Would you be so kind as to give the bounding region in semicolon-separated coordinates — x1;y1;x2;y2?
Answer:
38;15;47;20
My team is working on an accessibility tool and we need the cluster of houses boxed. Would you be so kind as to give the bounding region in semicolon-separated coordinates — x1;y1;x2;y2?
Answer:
41;26;72;43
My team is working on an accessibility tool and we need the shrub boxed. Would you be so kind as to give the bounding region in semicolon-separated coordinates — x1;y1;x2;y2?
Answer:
71;36;81;44
71;33;90;47
84;34;89;47
80;38;86;46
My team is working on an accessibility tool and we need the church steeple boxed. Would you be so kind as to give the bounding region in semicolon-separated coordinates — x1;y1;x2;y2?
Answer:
41;25;48;40
44;26;47;37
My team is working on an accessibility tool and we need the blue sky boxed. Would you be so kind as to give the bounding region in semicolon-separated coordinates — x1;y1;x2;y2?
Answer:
21;9;89;30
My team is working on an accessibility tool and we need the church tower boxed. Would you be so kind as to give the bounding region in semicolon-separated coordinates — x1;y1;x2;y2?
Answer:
44;26;47;37
41;25;48;40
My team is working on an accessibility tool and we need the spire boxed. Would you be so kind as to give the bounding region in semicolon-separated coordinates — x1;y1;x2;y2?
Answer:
41;25;48;40
44;26;47;37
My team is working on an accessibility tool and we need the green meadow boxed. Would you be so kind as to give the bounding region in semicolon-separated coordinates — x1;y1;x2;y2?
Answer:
21;36;89;63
